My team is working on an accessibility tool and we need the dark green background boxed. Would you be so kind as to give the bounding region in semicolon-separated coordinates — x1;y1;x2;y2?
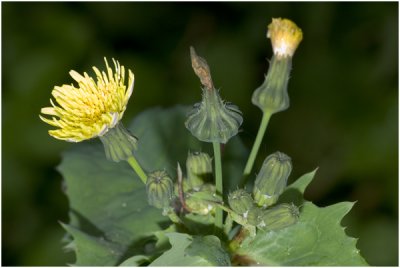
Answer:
2;2;398;266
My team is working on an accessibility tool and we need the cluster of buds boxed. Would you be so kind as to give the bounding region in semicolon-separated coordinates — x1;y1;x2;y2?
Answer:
227;151;298;232
184;152;218;215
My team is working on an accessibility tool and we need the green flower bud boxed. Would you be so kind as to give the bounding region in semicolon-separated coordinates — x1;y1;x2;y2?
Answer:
252;18;302;115
185;47;243;144
253;151;292;208
99;122;138;162
186;152;213;190
228;189;254;215
146;171;173;209
260;203;299;232
246;207;264;226
184;184;218;215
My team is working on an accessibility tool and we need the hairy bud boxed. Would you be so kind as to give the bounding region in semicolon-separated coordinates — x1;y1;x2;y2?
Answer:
228;189;254;215
253;151;292;208
260;203;299;231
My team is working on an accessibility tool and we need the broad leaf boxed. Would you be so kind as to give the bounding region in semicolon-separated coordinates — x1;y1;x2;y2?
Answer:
233;170;368;266
149;233;209;266
185;235;231;266
150;233;229;266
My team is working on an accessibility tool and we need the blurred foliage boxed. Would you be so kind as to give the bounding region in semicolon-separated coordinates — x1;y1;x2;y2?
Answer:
2;2;397;266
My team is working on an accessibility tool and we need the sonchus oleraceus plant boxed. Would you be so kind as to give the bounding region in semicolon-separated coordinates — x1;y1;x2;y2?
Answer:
40;18;368;266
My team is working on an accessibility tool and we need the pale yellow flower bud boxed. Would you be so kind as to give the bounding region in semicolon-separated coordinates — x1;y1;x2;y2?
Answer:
267;18;303;58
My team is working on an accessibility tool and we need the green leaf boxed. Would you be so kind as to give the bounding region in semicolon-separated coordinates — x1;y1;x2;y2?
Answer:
233;170;368;266
119;255;150;266
278;168;318;206
185;235;231;266
61;223;124;266
149;233;209;266
58;106;247;265
150;233;230;266
58;143;167;265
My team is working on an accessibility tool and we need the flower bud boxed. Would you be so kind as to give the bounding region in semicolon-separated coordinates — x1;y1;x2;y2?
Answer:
268;18;303;58
228;189;254;215
246;207;264;227
186;152;213;190
253;152;292;208
184;184;218;215
260;203;299;232
146;170;174;209
252;18;302;114
99;122;138;162
185;47;243;144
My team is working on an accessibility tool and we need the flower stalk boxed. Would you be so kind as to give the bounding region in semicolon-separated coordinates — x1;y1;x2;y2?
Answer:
213;141;224;231
241;112;272;186
127;156;147;184
186;47;243;234
241;18;302;184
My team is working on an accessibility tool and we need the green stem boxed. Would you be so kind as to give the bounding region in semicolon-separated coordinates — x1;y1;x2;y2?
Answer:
240;111;272;186
213;142;223;232
127;156;147;184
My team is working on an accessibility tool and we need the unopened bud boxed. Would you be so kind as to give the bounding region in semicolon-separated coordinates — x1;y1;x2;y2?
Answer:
184;184;218;215
228;189;254;215
186;152;213;189
146;171;174;209
247;207;264;227
252;18;302;115
253;152;292;208
260;203;299;231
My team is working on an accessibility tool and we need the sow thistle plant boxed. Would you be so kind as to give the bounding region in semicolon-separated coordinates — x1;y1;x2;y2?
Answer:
41;18;367;266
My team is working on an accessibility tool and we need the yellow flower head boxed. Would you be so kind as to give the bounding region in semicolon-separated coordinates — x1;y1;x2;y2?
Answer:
40;58;134;142
267;18;303;58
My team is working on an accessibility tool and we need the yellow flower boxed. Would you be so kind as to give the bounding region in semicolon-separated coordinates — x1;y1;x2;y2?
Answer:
267;18;303;58
40;58;134;142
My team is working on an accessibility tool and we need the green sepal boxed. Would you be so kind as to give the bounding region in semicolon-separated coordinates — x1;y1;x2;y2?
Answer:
99;122;137;162
252;56;292;114
185;88;243;144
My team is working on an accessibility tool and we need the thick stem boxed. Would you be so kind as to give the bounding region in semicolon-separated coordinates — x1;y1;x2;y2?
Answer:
127;156;147;184
213;142;223;232
240;112;272;186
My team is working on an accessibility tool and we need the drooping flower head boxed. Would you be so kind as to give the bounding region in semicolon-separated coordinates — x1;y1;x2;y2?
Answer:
267;18;303;58
40;58;134;142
